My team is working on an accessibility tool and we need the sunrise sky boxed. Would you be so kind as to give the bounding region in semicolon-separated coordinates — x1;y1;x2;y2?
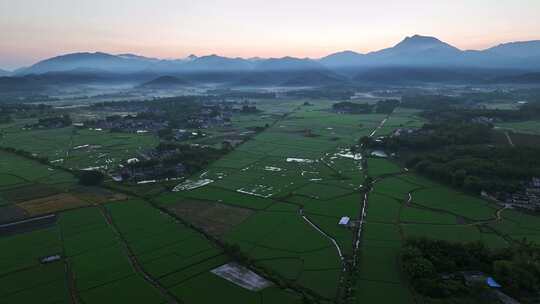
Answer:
1;0;540;70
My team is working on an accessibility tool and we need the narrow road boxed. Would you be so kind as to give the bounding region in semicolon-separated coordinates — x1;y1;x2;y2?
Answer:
352;191;369;262
369;118;388;137
352;114;391;262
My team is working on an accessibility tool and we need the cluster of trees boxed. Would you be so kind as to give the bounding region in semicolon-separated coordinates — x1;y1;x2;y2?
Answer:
207;89;276;99
401;94;459;111
375;99;400;114
0;146;48;164
402;238;540;302
385;122;493;150
240;105;260;113
140;98;203;129
286;87;355;100
25;114;72;129
333;99;399;115
400;92;540;122
91;97;204;129
406;146;540;193
401;94;540;123
423;106;540;124
372;120;540;194
0;103;55;121
156;143;226;174
77;170;105;186
332;101;373;114
121;144;226;182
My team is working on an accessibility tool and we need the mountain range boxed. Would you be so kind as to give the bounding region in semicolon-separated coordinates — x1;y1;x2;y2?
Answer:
2;35;540;91
12;35;540;76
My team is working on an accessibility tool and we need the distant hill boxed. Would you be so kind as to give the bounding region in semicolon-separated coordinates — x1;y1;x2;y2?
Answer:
490;72;540;84
0;76;46;94
321;35;540;70
138;76;190;89
0;69;10;76
280;70;348;87
319;50;367;68
16;52;155;75
8;34;540;88
181;55;253;72
254;57;323;71
353;67;491;84
486;41;540;58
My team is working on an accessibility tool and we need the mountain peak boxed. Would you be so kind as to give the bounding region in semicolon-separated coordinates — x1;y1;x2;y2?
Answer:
393;34;460;52
406;34;438;40
399;35;444;46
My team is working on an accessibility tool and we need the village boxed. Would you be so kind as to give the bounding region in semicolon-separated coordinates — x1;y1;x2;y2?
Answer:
488;177;540;211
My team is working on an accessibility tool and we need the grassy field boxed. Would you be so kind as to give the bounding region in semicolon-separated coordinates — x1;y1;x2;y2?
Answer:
496;120;540;135
375;107;425;136
0;123;158;170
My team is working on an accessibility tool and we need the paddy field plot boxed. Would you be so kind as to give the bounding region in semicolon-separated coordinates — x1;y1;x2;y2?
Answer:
0;151;125;221
0;126;158;170
58;207;168;303
375;107;425;136
367;158;401;177
105;198;302;303
496;120;540;135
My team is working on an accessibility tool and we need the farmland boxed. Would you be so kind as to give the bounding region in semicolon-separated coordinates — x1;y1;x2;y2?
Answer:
0;120;158;170
496;120;540;135
1;98;540;303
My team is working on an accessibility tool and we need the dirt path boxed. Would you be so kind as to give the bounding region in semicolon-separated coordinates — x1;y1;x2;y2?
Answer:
299;208;345;267
465;205;509;227
504;132;515;147
97;205;180;304
58;217;81;304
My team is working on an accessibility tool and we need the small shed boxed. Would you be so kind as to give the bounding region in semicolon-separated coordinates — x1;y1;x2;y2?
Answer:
40;254;61;264
486;277;502;288
338;217;350;226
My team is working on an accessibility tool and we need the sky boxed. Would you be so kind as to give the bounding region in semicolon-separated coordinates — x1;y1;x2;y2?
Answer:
1;0;540;70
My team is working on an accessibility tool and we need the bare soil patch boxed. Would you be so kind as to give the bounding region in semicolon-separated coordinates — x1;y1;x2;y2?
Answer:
72;186;128;204
168;199;253;236
211;262;272;291
18;193;88;216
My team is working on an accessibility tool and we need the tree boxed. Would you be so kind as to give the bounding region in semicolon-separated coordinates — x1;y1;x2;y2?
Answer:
78;170;104;186
451;169;467;188
463;175;483;194
403;257;435;280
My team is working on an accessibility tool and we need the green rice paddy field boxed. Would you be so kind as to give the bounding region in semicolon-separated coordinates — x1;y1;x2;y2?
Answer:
1;101;540;303
0;120;158;170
